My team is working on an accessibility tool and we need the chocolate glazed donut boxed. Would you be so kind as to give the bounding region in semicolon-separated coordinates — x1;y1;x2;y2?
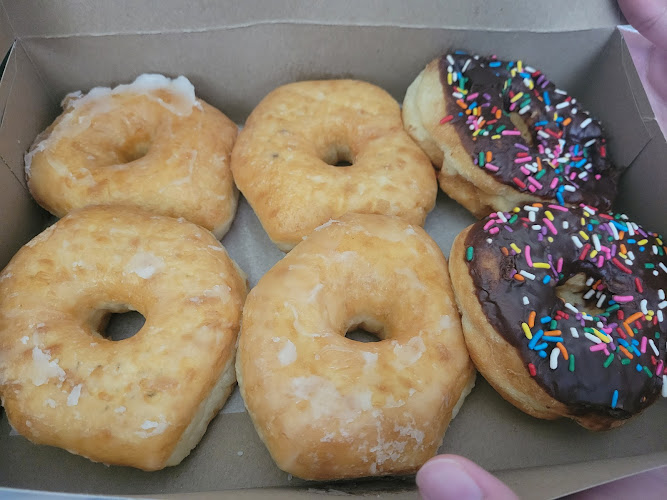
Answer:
450;203;666;430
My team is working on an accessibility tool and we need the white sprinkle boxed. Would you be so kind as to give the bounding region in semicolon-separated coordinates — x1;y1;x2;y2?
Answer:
446;54;455;65
625;259;634;266
627;223;635;237
556;101;570;109
555;88;567;95
532;224;542;230
658;301;667;309
649;339;659;356
584;139;597;147
562;221;569;229
67;384;82;406
571;235;583;248
585;277;595;286
659;263;667;274
549;348;560;370
565;303;579;314
570;327;580;338
529;211;536;222
520;270;535;280
572;108;578;114
658;310;664;322
522;296;530;305
524;205;539;212
653;245;659;255
497;211;508;223
486;238;493;244
662;376;667;397
578;171;588;179
563;185;576;192
609;223;619;240
659;290;665;301
580;117;592;129
592;234;601;251
583;289;596;300
596;294;606;309
518;105;531;115
462;58;471;73
585;332;602;344
641;299;648;315
237;451;244;456
538;130;550;139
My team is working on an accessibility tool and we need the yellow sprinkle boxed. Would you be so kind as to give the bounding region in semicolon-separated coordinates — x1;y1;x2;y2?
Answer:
510;243;522;253
580;217;586;226
473;129;481;136
447;73;452;85
492;134;501;139
657;238;663;245
590;250;598;258
517;60;523;72
527;80;534;90
533;262;550;269
511;92;524;103
547;236;553;243
579;231;589;241
619;253;628;259
522;323;532;340
637;239;648;246
513;207;520;213
545;211;554;221
593;328;611;343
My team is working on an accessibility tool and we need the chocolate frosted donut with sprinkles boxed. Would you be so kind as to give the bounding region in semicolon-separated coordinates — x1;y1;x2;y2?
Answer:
403;52;623;217
449;204;666;430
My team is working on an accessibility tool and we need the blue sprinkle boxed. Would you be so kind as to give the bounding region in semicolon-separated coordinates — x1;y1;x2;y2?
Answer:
489;61;501;67
540;316;552;324
543;92;551;106
618;338;630;348
556;192;565;205
454;50;467;55
628;239;636;244
543;275;551;284
535;120;548;127
538;350;547;358
611;221;628;231
507;61;515;68
636;364;643;372
576;159;587;168
632;346;641;357
458;112;464;116
542;336;564;343
469;102;478;110
574;145;580;155
519;72;531;78
611;390;619;408
528;330;544;349
534;343;548;350
631;339;639;346
587;224;593;231
640;247;645;252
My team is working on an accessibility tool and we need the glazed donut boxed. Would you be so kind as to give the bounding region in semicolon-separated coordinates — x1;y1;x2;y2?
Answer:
231;80;437;251
25;74;239;239
403;53;623;217
0;206;248;470
449;203;666;430
237;213;475;480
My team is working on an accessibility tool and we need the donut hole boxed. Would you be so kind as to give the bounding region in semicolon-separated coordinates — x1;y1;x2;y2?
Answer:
91;305;146;341
322;144;355;167
509;112;535;147
344;317;384;343
555;272;606;317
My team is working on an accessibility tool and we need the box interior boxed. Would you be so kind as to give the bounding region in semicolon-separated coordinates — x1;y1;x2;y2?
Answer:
0;2;665;498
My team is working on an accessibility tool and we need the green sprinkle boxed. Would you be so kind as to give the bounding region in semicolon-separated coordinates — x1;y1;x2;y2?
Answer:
584;327;595;333
633;328;639;335
606;304;620;312
479;151;485;166
621;358;631;365
466;247;474;261
535;169;546;180
550;320;557;330
508;214;518;224
590;219;599;225
496;125;506;133
659;247;664;256
645;263;655;269
569;355;575;372
643;366;653;377
656;332;660;339
603;353;614;368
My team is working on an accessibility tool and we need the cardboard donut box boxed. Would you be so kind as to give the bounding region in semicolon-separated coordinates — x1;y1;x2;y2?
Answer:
0;1;665;498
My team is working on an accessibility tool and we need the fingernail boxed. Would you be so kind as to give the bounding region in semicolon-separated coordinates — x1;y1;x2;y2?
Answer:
417;458;483;500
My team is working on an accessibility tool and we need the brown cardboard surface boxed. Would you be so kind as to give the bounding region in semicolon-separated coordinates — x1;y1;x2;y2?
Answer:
2;0;624;37
0;2;665;497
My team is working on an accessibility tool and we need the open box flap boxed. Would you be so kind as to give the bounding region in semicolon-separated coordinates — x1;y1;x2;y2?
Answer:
2;0;624;37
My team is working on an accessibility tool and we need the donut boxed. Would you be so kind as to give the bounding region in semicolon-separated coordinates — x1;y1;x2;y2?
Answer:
0;206;248;470
231;80;437;251
25;74;239;239
237;213;475;479
449;203;666;430
403;53;623;217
